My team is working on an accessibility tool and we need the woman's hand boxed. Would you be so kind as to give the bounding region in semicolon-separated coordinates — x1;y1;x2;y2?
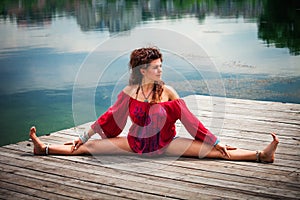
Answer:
214;143;237;158
64;138;83;152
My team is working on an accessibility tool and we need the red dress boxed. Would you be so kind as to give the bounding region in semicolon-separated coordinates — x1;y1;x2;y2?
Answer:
91;91;218;156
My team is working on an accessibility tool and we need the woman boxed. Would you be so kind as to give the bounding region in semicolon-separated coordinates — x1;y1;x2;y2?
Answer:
30;47;279;163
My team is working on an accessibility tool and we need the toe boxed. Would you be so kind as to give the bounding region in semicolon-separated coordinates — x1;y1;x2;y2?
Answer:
271;133;279;143
30;126;36;134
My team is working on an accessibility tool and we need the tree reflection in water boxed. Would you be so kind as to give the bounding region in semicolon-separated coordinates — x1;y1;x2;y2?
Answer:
1;0;299;55
258;0;300;55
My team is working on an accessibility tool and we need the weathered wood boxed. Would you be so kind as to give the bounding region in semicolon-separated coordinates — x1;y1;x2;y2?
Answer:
0;95;299;199
0;187;45;200
0;148;261;199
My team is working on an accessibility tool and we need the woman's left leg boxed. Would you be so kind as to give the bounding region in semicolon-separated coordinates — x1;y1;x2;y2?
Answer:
29;126;134;155
165;134;279;163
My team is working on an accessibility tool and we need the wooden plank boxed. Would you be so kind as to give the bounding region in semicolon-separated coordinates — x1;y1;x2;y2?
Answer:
187;99;300;117
0;163;162;200
0;145;284;200
0;150;214;199
0;187;44;200
1;94;299;199
1;145;299;199
191;95;300;110
185;96;300;125
0;175;76;200
0;172;126;200
0;148;258;200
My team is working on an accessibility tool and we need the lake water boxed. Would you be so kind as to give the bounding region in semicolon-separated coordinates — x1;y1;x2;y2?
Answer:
0;0;299;146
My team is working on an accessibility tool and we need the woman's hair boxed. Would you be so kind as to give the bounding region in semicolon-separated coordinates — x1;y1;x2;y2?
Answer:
129;47;164;103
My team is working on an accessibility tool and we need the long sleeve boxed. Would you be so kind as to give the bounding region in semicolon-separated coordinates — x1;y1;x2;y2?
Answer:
91;91;130;138
175;99;218;145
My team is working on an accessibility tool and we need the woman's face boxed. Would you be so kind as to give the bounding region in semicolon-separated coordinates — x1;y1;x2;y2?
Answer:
141;58;162;83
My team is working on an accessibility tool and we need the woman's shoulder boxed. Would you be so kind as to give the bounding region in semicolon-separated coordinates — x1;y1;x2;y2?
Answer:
122;85;139;98
122;84;180;101
164;85;180;100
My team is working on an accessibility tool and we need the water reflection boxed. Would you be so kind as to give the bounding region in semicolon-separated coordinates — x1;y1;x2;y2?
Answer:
258;0;300;55
1;0;299;54
0;0;299;146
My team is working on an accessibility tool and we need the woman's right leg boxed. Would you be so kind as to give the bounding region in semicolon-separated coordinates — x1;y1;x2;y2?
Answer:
29;127;134;156
165;133;279;163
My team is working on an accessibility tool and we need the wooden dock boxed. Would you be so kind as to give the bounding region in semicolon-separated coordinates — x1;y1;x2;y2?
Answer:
0;95;299;199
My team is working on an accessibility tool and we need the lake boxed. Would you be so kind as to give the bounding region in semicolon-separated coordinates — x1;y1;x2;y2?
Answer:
0;0;299;146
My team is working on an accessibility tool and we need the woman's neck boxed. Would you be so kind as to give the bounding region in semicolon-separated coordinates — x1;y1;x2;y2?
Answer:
139;82;154;103
141;79;154;92
141;83;154;92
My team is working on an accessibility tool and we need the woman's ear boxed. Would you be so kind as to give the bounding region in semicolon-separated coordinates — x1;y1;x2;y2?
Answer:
140;68;145;75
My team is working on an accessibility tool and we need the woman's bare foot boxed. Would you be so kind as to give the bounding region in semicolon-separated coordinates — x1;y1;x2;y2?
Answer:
29;126;46;155
260;133;279;163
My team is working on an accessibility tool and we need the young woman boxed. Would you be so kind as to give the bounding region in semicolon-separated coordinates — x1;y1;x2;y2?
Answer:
30;47;279;163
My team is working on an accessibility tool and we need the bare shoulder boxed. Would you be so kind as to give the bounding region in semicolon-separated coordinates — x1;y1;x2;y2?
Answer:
123;85;139;97
164;85;180;100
